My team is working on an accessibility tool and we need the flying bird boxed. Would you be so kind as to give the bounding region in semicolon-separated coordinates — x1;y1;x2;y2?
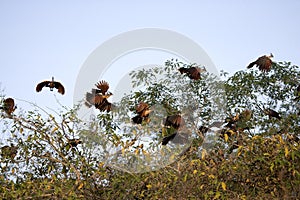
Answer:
132;102;152;124
178;66;206;80
85;80;113;112
36;77;65;95
0;97;16;115
247;53;273;72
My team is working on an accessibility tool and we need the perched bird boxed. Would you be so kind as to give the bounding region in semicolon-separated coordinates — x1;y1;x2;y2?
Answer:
264;108;281;120
178;66;206;80
164;114;185;129
0;98;16;115
36;77;65;95
132;102;152;124
0;145;18;160
85;80;113;112
247;53;273;72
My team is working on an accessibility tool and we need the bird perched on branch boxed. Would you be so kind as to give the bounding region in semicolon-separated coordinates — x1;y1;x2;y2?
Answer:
178;66;206;80
132;102;152;124
0;98;16;115
36;77;65;95
247;53;273;72
85;80;113;112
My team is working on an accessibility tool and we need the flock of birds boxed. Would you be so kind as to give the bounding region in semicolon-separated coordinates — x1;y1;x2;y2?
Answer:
0;54;288;158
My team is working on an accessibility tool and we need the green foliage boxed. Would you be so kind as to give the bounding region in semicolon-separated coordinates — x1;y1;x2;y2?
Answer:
0;59;300;199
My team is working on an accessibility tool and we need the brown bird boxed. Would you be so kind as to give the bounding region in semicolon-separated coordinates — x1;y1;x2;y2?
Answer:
132;102;152;124
85;80;113;112
178;66;206;80
36;77;65;95
0;98;16;115
247;53;273;72
164;114;185;129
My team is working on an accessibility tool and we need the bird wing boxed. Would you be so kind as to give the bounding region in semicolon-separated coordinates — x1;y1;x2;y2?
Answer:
54;82;65;95
36;81;50;92
95;80;109;94
162;133;177;145
136;102;149;114
188;67;201;80
257;56;272;72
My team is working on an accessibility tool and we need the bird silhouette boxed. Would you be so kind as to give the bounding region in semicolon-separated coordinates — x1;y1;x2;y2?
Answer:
36;77;65;95
85;80;113;112
247;53;273;72
132;102;152;124
178;66;206;80
0;98;16;115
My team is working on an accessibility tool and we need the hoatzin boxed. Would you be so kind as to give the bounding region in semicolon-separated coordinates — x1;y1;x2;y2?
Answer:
36;77;65;95
247;53;273;72
0;98;16;115
178;66;206;80
132;102;152;124
85;80;113;112
162;114;186;145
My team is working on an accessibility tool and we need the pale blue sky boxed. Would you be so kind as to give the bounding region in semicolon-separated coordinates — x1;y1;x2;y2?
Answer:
0;1;299;111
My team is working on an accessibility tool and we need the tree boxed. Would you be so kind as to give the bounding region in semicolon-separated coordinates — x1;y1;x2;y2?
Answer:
0;58;299;199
